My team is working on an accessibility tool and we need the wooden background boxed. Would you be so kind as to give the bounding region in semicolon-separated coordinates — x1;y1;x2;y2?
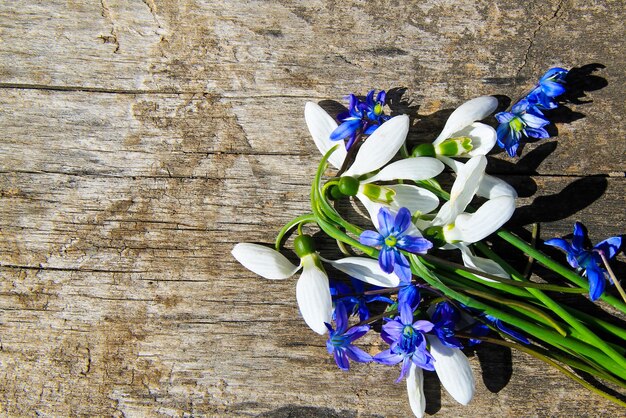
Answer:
1;1;625;416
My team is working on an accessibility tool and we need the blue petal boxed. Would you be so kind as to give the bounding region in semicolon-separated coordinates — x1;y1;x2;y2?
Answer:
379;246;396;274
398;235;433;254
376;90;386;104
345;325;370;341
398;357;412;381
572;222;587;253
398;285;420;310
374;349;403;365
333;349;350;370
334;301;349;333
586;265;606;301
541;80;566;97
382;320;404;339
399;300;414;325
524;126;549;139
359;230;384;246
595;236;622;259
495;111;514;124
540;67;568;82
346;345;373;363
393;252;412;282
378;207;394;237
522;113;549;129
393;207;412;235
330;118;361;141
544;238;573;254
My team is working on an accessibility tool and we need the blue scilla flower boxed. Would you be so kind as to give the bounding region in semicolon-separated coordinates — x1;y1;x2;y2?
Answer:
330;279;394;321
374;301;435;381
430;301;463;349
330;89;390;150
325;301;373;370
545;222;622;301
527;67;569;110
495;99;550;157
359;207;433;282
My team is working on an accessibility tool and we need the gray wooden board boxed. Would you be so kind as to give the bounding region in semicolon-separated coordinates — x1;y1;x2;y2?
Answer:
0;0;625;416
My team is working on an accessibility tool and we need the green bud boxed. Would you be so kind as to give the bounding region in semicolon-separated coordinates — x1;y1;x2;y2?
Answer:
294;234;316;258
435;136;473;157
411;143;436;157
422;226;447;248
338;176;360;196
329;185;344;200
362;183;395;204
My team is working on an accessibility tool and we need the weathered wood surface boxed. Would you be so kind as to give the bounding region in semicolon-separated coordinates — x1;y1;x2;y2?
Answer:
0;0;624;416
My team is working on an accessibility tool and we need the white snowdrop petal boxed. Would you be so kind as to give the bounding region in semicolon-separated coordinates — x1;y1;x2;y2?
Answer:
448;196;516;243
439;156;517;199
356;192;385;230
325;257;400;287
465;122;498;156
363;157;444;183
344;115;410;177
231;243;300;279
407;363;426;418
305;102;347;169
459;244;511;282
433;156;486;225
477;173;518;199
427;336;475;405
296;256;332;334
434;96;498;145
389;184;440;215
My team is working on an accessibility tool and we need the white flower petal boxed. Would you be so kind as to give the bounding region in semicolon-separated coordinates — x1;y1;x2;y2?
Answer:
389;184;440;215
363;157;444;184
324;257;400;287
296;255;332;334
356;192;385;230
344;115;409;177
406;363;426;418
458;244;511;282
427;336;475;405
432;156;486;226
465;122;497;156
231;243;300;279
439;156;517;199
445;196;516;243
477;173;518;199
434;96;498;145
305;102;347;169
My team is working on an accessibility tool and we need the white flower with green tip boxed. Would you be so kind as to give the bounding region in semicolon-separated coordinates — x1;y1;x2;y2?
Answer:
231;237;399;334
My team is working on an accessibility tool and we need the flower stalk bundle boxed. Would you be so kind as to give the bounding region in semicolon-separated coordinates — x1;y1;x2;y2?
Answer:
232;70;625;416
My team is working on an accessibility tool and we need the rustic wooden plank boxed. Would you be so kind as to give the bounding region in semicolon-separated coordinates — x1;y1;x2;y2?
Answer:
0;0;625;417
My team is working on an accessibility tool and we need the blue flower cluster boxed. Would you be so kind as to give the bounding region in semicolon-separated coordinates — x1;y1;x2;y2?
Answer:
495;68;568;157
330;89;390;150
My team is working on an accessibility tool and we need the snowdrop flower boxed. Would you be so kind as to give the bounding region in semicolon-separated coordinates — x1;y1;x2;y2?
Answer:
305;102;444;210
411;96;517;203
423;155;516;246
232;236;399;334
412;96;499;160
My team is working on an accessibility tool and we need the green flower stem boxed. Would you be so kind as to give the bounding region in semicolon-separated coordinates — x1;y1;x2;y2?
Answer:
462;335;626;408
498;230;626;313
409;254;626;380
274;213;317;251
563;305;626;342
475;240;626;371
422;254;586;294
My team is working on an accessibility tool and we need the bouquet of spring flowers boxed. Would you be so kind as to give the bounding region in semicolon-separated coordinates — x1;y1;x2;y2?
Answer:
232;69;625;416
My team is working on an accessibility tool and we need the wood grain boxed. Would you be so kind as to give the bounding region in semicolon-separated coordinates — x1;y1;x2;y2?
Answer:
0;0;624;416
